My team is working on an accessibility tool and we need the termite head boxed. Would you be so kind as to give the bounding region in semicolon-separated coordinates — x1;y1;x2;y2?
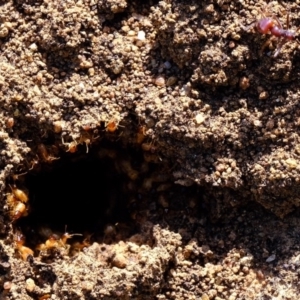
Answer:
60;232;82;245
19;246;34;261
11;202;27;222
106;119;119;133
105;115;124;133
7;193;17;207
14;232;34;260
70;234;92;256
61;137;77;153
39;235;60;250
15;231;25;246
67;141;77;153
82;123;92;131
78;131;98;153
10;185;28;203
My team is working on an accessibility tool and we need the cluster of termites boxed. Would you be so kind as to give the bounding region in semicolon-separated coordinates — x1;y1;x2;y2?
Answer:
10;117;162;262
15;230;91;261
71;119;119;153
241;3;299;57
7;186;29;222
36;115;150;165
36;232;83;257
61;130;99;154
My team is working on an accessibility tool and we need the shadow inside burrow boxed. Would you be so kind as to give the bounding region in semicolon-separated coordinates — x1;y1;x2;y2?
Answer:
13;142;144;251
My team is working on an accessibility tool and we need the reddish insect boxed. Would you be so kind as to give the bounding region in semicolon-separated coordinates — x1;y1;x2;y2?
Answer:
241;4;299;57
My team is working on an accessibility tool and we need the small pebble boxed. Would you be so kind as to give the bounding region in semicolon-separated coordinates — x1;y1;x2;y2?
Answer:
112;253;127;268
26;278;35;292
154;76;165;86
266;254;276;263
195;113;205;125
3;281;12;290
137;30;145;40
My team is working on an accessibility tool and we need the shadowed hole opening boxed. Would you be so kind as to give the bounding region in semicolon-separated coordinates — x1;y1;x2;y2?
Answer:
15;142;147;251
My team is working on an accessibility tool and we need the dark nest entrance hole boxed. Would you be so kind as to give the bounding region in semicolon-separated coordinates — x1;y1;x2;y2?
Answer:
12;138;160;253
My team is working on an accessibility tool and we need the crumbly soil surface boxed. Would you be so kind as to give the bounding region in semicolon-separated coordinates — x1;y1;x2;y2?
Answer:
1;0;300;299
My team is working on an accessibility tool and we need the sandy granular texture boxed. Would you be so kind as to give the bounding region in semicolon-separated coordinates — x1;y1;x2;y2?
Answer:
0;0;300;299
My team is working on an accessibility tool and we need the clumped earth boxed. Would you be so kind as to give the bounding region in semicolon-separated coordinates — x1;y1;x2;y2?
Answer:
0;0;300;299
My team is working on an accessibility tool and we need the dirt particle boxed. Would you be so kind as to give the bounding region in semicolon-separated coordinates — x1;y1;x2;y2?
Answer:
3;281;12;291
112;253;128;268
154;76;165;86
259;91;269;100
25;278;35;292
195;113;205;125
239;77;250;90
